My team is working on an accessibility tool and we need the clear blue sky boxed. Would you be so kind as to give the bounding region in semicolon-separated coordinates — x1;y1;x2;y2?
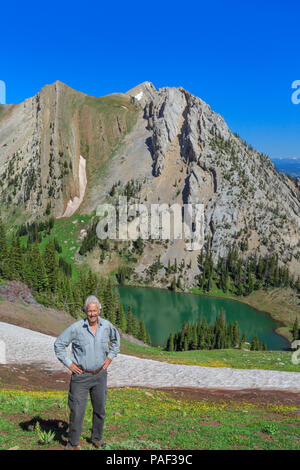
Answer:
1;0;300;160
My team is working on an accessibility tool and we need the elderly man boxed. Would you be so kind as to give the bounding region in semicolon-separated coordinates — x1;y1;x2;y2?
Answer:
54;295;120;450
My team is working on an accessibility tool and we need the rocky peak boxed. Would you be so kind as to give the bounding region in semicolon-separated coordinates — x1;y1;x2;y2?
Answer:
125;81;156;107
123;82;300;274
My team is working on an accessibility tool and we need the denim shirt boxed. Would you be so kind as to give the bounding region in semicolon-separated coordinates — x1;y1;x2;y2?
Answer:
54;317;120;371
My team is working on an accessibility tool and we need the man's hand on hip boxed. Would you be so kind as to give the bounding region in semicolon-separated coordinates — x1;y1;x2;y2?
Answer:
102;357;112;370
69;363;83;374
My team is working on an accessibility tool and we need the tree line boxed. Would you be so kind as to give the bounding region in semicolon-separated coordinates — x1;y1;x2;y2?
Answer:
292;317;300;342
195;241;300;296
0;216;151;346
16;217;55;243
166;309;267;352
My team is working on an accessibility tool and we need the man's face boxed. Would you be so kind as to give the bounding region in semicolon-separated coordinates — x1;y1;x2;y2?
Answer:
86;303;100;326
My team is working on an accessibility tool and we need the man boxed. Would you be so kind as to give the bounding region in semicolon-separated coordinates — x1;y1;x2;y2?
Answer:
54;295;120;449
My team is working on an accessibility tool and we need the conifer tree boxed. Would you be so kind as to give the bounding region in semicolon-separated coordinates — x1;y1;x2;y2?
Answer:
126;306;134;335
292;317;300;341
190;324;198;350
170;277;177;291
132;314;140;338
247;270;254;295
250;334;259;351
177;276;182;290
174;258;177;273
179;329;185;351
43;239;59;292
25;242;49;292
198;248;204;266
146;332;152;346
167;259;171;275
72;285;83;318
227;321;235;347
113;287;120;320
138;317;147;343
8;235;21;280
116;301;127;332
199;317;208;349
0;216;9;278
233;321;240;347
167;333;174;351
86;269;97;297
103;279;115;322
64;276;75;316
56;275;66;306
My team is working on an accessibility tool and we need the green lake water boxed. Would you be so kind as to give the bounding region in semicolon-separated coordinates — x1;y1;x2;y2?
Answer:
117;286;290;350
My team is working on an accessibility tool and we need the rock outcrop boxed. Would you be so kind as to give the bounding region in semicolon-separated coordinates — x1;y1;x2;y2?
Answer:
122;82;300;275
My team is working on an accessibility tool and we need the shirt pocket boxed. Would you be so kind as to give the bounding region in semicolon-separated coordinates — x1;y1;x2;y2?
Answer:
73;336;90;354
100;327;110;343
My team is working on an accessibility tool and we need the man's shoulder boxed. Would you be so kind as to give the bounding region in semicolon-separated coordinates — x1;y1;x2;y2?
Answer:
100;317;118;329
62;318;86;334
73;318;86;326
100;317;111;327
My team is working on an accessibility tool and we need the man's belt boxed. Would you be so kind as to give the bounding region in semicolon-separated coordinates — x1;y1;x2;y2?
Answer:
80;365;104;374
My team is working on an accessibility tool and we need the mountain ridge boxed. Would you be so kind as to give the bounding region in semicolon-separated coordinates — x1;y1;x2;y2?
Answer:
1;80;300;287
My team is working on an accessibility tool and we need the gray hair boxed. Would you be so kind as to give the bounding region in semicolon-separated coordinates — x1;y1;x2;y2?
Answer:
84;295;102;313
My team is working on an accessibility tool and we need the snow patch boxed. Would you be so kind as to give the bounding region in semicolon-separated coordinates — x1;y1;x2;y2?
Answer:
1;322;300;392
135;91;143;101
57;155;87;219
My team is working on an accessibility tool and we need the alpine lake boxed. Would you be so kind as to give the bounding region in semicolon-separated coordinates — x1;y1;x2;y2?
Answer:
117;285;290;350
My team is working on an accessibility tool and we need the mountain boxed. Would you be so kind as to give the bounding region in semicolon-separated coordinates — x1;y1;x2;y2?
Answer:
0;81;139;221
1;80;300;286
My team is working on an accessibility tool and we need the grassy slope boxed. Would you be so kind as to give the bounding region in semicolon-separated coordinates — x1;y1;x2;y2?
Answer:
0;387;298;450
74;92;140;209
5;214;94;281
0;298;74;337
120;338;300;372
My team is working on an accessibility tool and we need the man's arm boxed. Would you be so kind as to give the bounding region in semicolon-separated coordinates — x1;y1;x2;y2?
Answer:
54;324;75;369
107;323;120;361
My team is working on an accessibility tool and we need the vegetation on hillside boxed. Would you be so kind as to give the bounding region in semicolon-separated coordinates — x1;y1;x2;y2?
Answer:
195;238;300;296
0;216;151;346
